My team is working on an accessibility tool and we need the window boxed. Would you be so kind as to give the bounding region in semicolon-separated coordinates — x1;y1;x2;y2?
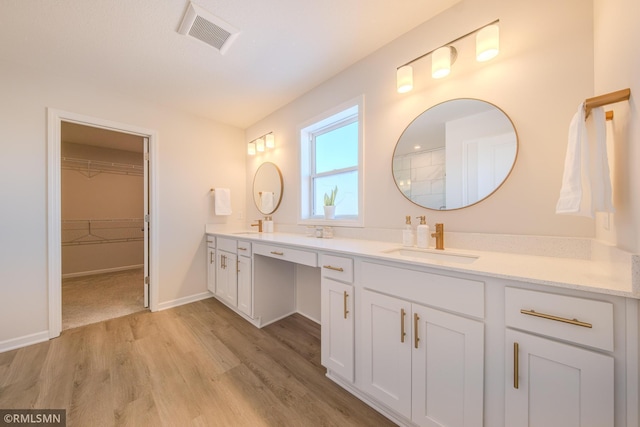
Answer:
299;96;364;226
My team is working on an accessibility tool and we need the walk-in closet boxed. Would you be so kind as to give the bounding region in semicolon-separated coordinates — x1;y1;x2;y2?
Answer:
60;122;147;329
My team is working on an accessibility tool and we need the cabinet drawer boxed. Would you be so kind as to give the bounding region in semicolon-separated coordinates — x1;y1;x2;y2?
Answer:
505;287;613;351
320;254;353;283
253;243;317;267
217;237;237;253
362;261;484;318
236;240;252;256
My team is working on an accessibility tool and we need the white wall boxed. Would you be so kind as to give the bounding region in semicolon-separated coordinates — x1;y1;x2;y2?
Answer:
0;62;245;346
246;0;597;238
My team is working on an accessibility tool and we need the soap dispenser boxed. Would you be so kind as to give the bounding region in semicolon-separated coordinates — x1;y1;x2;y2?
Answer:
402;215;414;247
416;215;430;249
263;216;274;233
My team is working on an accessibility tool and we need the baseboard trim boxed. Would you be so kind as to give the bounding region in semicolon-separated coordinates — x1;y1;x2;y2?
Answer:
62;264;144;279
0;330;50;354
156;291;214;312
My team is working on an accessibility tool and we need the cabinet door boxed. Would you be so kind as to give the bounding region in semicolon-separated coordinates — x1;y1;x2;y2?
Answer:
412;305;484;427
237;255;252;317
360;290;412;418
321;278;354;382
207;247;216;293
505;329;614;427
216;250;237;306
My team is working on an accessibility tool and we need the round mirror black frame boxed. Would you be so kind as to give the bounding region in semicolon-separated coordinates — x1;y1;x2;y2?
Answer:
392;98;518;211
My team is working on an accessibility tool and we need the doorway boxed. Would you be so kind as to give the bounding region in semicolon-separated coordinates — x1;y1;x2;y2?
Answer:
47;109;158;338
60;122;147;329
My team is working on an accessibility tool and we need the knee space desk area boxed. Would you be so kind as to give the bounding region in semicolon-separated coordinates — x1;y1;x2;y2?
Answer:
205;227;640;427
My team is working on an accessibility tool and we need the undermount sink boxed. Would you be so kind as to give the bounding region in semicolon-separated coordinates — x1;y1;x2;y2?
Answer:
382;247;479;264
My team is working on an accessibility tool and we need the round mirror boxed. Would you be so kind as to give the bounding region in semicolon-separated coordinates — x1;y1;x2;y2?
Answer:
253;162;283;215
392;98;518;210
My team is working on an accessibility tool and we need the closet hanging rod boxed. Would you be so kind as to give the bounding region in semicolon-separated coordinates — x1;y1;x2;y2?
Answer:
585;88;630;118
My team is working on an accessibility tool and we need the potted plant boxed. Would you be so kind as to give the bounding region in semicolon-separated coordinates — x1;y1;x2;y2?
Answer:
323;185;338;219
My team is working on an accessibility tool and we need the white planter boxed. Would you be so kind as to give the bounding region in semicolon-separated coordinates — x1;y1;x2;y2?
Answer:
323;205;335;219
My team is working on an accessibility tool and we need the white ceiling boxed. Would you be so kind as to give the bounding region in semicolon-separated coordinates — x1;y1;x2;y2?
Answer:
0;0;460;129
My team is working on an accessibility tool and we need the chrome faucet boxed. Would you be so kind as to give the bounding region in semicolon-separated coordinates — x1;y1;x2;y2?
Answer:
431;223;444;250
251;219;263;232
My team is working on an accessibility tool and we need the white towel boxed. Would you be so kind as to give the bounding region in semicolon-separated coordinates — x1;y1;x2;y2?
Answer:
214;188;232;216
556;103;614;217
260;191;274;213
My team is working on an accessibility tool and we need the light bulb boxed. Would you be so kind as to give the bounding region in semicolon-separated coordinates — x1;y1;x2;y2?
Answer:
432;46;454;79
476;25;499;62
396;65;413;93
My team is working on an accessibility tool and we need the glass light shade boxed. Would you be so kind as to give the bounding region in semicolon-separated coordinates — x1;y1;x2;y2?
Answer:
396;65;413;93
265;133;275;149
476;25;499;62
247;142;256;155
432;47;453;79
256;137;265;152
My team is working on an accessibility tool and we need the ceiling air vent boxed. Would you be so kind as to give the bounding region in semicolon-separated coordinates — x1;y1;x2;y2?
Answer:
178;2;240;54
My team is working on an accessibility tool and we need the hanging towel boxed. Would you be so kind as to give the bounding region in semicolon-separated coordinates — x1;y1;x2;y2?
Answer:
214;188;232;216
590;107;615;214
260;191;274;213
556;102;592;217
556;104;615;217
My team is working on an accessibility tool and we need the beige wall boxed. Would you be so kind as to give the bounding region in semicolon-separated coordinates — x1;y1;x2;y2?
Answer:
246;0;601;239
0;62;245;345
593;0;640;252
61;142;144;275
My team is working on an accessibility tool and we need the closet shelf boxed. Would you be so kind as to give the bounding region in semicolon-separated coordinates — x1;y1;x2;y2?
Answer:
62;157;143;177
62;218;144;246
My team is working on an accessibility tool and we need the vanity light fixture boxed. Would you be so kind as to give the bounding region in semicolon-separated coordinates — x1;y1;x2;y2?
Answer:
432;46;457;79
265;133;275;149
247;132;275;156
396;19;500;92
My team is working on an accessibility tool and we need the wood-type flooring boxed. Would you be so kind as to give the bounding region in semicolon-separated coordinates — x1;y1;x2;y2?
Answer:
0;297;395;426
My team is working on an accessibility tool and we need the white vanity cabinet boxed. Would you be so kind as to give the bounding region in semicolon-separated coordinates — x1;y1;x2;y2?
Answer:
215;240;238;306
504;287;615;427
206;236;216;293
320;254;355;382
359;262;485;426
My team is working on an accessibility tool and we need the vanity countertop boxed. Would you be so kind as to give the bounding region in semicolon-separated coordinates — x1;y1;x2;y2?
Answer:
205;226;639;299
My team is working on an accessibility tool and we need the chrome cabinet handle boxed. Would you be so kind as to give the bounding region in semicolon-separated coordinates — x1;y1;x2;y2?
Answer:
520;309;592;328
323;265;344;272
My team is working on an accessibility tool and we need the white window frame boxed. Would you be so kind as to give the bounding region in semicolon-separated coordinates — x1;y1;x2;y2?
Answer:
298;95;365;227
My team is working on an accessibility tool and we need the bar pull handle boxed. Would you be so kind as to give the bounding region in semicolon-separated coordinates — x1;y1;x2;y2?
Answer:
414;313;420;349
237;259;240;273
513;342;519;389
400;308;407;343
343;291;349;319
323;265;344;272
238;247;247;251
270;251;284;256
221;254;225;269
210;252;214;264
520;309;592;328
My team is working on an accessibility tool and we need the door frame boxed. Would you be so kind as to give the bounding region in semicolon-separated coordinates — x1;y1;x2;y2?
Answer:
47;108;159;338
